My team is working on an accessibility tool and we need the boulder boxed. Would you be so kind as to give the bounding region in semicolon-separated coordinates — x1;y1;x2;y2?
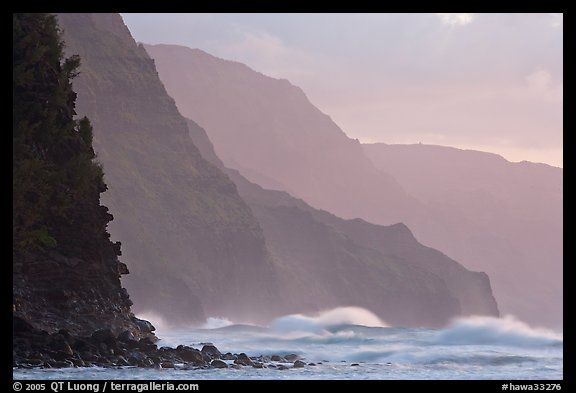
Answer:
91;329;116;346
201;344;222;360
211;359;228;368
234;353;253;366
176;346;205;365
132;317;155;333
293;360;306;368
117;331;136;343
49;336;73;356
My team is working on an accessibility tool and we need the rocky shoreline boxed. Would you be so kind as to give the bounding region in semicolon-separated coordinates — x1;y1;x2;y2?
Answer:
13;317;310;371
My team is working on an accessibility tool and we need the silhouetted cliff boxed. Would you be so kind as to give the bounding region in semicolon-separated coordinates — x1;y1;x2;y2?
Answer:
57;13;281;325
13;13;143;337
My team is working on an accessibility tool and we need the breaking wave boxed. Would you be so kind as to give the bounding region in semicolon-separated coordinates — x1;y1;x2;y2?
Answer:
269;306;387;334
434;315;563;347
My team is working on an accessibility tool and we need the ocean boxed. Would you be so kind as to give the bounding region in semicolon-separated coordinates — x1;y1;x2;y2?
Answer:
13;307;563;380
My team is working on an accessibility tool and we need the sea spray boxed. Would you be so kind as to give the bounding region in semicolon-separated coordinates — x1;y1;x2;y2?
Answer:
270;306;388;334
434;315;563;347
15;309;562;380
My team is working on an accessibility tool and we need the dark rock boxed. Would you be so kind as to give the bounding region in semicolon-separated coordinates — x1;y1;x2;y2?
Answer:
13;316;36;334
118;331;136;343
132;318;155;333
285;354;300;361
201;344;222;360
23;359;43;367
351;363;360;367
118;262;129;275
98;342;113;355
49;360;73;368
72;339;93;352
70;358;85;367
234;353;253;366
176;346;205;365
141;357;155;368
277;365;289;370
253;363;265;369
293;360;306;368
161;361;175;369
91;329;116;343
139;337;156;345
137;338;157;353
308;363;316;366
230;364;242;369
116;356;130;366
49;337;73;356
80;351;98;361
221;352;236;360
271;355;284;362
51;350;74;361
127;351;147;366
211;359;228;368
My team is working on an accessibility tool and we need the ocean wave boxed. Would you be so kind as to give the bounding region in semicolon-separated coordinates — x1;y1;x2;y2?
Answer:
201;317;235;329
433;315;563;347
269;306;387;334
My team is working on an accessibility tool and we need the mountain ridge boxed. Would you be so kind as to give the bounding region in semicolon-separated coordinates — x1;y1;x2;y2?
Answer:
186;118;499;327
147;42;560;328
57;13;282;325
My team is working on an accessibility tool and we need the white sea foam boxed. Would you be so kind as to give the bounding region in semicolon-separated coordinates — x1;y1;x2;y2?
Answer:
134;311;169;331
434;315;563;347
201;317;235;329
269;306;387;334
14;310;563;380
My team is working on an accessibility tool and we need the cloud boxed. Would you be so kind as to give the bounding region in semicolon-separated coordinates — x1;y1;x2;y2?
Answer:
436;13;474;26
121;13;562;166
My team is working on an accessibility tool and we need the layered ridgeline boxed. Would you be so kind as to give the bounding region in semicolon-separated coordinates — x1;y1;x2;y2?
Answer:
56;13;280;325
53;13;499;328
363;144;563;328
13;13;145;337
188;119;499;327
146;44;560;328
144;44;424;225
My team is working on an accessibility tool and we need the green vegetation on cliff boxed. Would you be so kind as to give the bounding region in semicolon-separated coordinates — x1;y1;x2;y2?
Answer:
13;13;108;255
57;13;281;324
13;13;138;335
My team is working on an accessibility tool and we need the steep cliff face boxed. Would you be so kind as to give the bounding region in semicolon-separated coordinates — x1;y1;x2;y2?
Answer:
57;13;281;324
49;13;498;329
363;143;562;328
13;13;141;337
187;119;499;327
146;43;558;329
145;44;424;225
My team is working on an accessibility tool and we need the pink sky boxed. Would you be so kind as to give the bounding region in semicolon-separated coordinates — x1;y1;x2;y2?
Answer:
122;13;563;167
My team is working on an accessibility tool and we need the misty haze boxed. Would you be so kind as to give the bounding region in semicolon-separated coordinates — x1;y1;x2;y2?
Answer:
13;13;562;381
